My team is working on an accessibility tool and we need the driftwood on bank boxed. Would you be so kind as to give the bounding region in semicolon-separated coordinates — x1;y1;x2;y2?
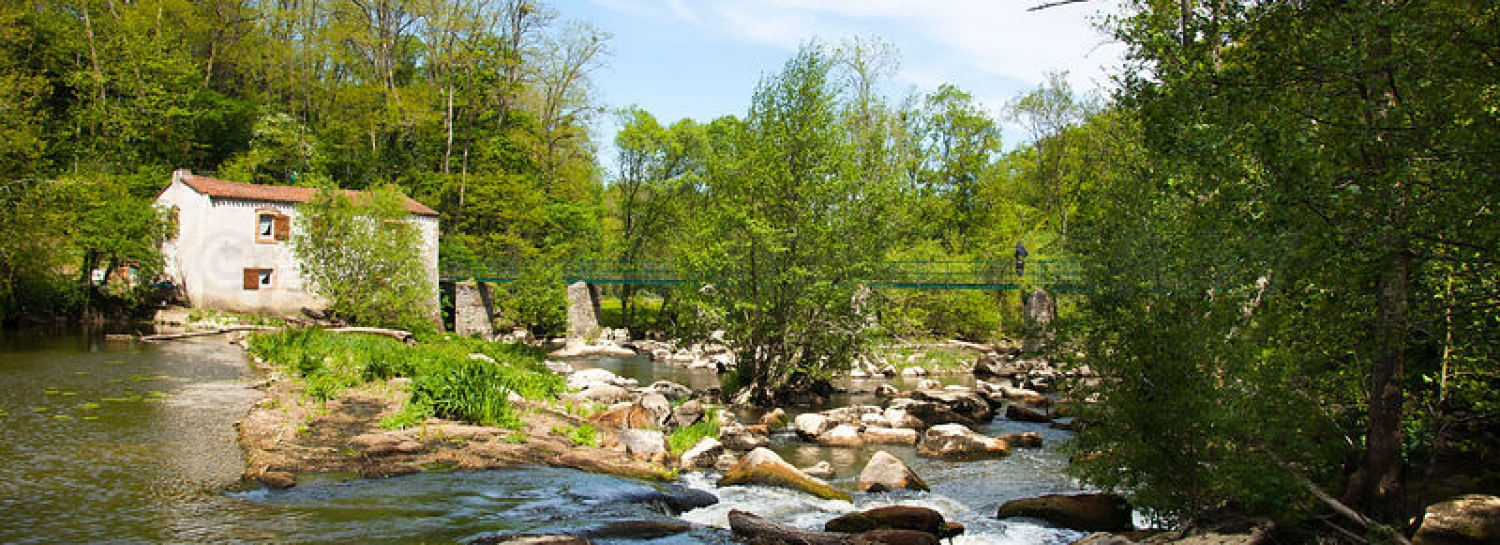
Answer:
325;326;416;345
728;510;852;545
139;325;281;342
1259;447;1412;545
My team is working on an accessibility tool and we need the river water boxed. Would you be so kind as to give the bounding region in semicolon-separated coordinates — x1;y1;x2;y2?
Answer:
0;332;1086;544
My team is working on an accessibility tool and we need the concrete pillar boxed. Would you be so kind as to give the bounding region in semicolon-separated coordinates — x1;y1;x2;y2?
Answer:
566;281;601;343
453;281;495;338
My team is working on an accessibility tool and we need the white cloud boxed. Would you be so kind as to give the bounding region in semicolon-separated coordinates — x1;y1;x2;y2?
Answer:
653;0;1125;95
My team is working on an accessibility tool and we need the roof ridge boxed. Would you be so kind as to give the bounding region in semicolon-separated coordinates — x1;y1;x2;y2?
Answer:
173;170;438;216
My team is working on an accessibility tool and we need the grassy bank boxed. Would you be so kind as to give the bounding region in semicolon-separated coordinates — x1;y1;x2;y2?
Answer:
245;328;563;429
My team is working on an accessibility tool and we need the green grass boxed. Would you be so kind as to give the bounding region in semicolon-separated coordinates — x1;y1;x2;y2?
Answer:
553;423;600;447
247;327;563;429
598;296;665;329
879;344;975;373
667;407;720;454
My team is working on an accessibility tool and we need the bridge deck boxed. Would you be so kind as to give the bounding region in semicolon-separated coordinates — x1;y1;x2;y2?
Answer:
442;260;1081;291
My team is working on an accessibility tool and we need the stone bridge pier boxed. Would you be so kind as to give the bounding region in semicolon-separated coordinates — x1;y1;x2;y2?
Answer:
452;280;601;344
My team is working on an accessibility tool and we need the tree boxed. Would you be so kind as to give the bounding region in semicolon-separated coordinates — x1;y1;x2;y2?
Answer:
677;43;896;405
1007;72;1090;249
293;185;437;333
1068;0;1500;529
609;107;701;331
918;84;1003;253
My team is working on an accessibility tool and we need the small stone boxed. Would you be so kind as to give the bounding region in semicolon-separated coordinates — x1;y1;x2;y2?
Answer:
802;460;836;479
997;432;1043;448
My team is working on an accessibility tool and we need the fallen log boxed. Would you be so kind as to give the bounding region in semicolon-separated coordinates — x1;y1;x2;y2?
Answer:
728;510;852;545
140;325;281;342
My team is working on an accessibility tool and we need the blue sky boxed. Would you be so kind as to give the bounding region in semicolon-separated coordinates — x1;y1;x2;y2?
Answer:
559;0;1127;170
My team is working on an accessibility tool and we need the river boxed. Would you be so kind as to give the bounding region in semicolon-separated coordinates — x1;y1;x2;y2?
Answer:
0;331;1087;544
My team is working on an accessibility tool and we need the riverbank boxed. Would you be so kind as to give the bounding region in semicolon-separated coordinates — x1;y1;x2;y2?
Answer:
236;346;677;488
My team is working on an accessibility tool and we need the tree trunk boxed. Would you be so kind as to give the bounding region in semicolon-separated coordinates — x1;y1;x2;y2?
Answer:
1347;236;1409;523
1343;3;1410;523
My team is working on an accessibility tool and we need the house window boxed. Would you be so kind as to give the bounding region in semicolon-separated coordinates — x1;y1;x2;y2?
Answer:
255;209;290;243
243;268;274;290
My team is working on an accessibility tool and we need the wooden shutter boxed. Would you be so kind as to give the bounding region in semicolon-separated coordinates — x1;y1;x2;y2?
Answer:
243;268;260;290
273;214;291;241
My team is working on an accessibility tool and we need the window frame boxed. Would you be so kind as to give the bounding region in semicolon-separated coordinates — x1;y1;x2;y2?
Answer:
243;268;274;290
255;208;291;243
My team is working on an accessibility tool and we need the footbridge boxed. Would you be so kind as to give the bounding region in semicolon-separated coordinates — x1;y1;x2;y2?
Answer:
441;259;1083;291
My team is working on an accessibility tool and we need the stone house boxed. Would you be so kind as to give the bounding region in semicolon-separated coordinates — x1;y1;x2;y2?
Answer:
154;169;440;317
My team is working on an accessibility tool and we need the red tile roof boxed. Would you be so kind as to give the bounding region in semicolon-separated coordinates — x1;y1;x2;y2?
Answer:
179;173;439;216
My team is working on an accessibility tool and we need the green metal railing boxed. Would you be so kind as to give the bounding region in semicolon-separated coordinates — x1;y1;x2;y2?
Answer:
442;259;1082;291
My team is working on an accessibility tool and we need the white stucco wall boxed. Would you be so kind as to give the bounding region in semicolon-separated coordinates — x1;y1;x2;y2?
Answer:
156;172;440;319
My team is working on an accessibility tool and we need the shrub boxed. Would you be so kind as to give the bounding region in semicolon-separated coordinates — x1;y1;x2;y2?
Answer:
247;328;562;428
668;407;721;454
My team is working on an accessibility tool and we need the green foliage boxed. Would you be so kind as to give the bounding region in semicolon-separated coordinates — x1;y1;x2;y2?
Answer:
675;43;898;404
0;1;612;326
246;328;562;429
1066;0;1500;526
293;186;437;333
879;243;1004;341
498;263;569;338
668;407;721;454
0;175;165;324
554;423;600;447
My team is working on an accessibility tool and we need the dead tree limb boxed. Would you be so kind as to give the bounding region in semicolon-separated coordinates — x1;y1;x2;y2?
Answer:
1028;0;1091;12
140;325;281;342
326;327;416;345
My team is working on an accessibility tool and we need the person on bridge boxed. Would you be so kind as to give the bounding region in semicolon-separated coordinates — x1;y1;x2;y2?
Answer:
1015;241;1028;277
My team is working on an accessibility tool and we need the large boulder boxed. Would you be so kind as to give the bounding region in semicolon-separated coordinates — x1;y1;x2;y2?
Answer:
912;389;994;423
997;432;1044;449
852;529;939;545
679;437;723;470
995;493;1132;532
643;380;693;402
824;405;884;426
856;451;929;492
590;402;655;429
567;368;636;390
816;424;866;448
915;424;1010;459
826;506;949;536
719;423;771;451
862;427;919;446
574;384;633;405
795;413;832;440
1414;494;1500;545
889;398;978;430
1005;403;1052;423
580;520;691;541
617;429;667;460
973;353;1023;378
670;399;705;428
717;448;852;501
636;393;673;427
881;406;925;430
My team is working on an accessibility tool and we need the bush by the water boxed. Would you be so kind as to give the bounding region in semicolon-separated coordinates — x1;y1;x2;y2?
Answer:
667;407;720;454
246;328;563;428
